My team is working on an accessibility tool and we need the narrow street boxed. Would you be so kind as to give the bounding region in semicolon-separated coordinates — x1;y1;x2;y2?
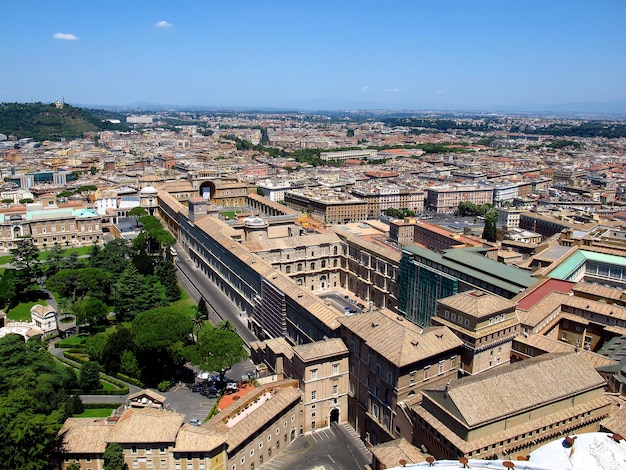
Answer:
173;243;259;346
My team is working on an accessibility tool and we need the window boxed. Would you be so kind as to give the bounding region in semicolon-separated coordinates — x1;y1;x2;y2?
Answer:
438;361;444;375
250;449;254;457
310;369;318;380
423;366;430;380
444;310;450;318
241;457;245;465
159;447;166;454
333;364;339;375
311;391;317;400
311;412;316;418
285;266;291;274
132;446;138;455
259;442;263;449
160;460;167;468
312;421;316;429
332;384;338;395
187;464;193;470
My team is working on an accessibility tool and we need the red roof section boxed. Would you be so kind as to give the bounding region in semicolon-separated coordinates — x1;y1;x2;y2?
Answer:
517;278;574;311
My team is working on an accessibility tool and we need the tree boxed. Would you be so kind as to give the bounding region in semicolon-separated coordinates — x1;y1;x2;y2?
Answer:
115;264;164;321
256;187;265;196
103;443;128;470
0;269;18;309
74;297;108;331
132;246;154;276
129;206;147;228
85;332;110;363
101;326;136;376
197;297;209;320
78;361;101;392
185;323;247;376
67;464;81;470
47;268;113;303
217;320;236;333
131;307;192;384
10;238;42;294
90;239;132;275
0;334;76;468
155;256;180;302
482;209;498;243
45;242;65;276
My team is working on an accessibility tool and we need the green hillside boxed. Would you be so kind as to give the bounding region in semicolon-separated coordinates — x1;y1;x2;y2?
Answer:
0;102;127;142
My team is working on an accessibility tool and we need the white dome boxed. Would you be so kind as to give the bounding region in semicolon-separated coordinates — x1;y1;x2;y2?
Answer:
140;186;158;195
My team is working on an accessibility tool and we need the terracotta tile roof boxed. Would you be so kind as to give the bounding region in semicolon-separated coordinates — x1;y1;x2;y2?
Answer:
370;437;426;466
340;310;463;367
572;281;625;302
293;337;348;362
127;389;166;404
423;353;606;429
437;290;516;319
514;334;617;369
173;425;225;452
105;408;184;444
207;387;302;451
59;418;114;454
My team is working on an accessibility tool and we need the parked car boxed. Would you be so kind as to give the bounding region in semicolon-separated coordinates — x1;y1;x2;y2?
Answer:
225;382;238;394
190;418;202;426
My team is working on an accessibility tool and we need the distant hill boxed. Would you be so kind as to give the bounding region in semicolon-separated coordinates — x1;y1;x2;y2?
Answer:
0;102;128;142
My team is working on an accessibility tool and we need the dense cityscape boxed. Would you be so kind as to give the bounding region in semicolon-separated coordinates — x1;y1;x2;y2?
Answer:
0;102;625;470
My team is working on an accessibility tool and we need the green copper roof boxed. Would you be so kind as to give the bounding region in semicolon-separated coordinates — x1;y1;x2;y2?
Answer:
548;249;626;280
402;245;537;295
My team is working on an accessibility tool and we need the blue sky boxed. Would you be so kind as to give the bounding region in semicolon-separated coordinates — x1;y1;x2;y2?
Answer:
1;0;624;111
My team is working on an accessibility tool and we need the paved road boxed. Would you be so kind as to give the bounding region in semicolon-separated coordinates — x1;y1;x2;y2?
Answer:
260;423;372;470
174;243;258;346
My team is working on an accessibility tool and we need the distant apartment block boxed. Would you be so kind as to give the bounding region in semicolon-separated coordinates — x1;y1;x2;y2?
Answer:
126;114;154;124
284;189;368;224
350;185;424;218
257;179;292;202
320;149;378;162
426;184;493;214
389;218;481;251
9;170;77;189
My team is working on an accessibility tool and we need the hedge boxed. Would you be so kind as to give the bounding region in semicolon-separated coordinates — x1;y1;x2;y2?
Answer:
83;403;124;409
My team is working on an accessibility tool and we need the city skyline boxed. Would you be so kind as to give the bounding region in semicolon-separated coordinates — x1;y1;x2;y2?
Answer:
1;0;625;112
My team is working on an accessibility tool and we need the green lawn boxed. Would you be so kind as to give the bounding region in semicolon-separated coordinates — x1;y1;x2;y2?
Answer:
57;334;89;348
100;379;121;391
170;287;198;318
38;245;92;260
6;300;47;321
74;408;116;418
219;210;244;220
0;255;12;265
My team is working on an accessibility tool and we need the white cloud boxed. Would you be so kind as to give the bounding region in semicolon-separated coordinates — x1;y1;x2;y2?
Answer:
53;33;79;40
156;20;173;28
361;86;374;92
385;88;401;93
